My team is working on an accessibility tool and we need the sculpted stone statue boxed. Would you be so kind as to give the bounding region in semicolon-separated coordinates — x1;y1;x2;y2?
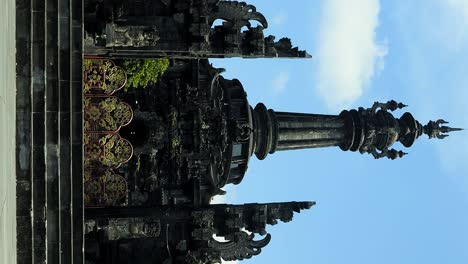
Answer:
105;23;160;47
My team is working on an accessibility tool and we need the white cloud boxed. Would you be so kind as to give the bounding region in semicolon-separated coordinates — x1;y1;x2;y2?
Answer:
272;13;288;25
447;0;468;22
316;0;387;110
442;0;468;48
272;72;290;95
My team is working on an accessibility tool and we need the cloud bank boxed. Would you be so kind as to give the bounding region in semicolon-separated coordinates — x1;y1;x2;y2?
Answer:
316;0;387;110
447;0;468;22
445;0;468;47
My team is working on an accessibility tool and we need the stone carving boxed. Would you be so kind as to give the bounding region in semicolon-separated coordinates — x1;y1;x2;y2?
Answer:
369;100;408;114
423;119;463;139
105;218;161;240
209;1;268;30
105;24;160;47
208;232;271;262
347;100;462;159
367;146;407;160
167;201;314;263
84;0;310;58
270;37;311;58
193;210;215;228
234;122;252;142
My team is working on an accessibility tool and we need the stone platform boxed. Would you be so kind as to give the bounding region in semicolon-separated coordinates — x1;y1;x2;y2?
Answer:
15;0;84;263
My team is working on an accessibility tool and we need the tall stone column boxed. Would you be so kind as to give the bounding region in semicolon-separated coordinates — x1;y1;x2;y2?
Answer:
252;100;462;160
253;103;347;160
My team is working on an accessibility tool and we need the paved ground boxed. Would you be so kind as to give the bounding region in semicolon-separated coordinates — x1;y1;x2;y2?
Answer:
0;0;17;262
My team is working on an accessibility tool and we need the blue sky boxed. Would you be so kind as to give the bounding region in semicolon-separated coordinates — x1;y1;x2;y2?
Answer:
211;1;468;263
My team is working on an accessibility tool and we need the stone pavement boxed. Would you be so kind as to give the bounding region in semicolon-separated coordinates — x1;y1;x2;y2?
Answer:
0;0;17;263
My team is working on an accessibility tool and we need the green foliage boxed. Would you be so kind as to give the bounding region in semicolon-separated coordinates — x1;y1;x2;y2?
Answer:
136;156;141;172
122;58;169;90
171;136;181;149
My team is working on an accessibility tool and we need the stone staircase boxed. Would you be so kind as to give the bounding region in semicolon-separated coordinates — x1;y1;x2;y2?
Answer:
15;0;84;263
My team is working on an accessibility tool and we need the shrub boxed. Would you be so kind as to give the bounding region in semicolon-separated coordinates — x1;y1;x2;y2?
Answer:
122;58;169;90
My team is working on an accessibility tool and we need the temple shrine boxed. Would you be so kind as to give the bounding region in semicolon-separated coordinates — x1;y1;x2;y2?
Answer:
13;0;461;263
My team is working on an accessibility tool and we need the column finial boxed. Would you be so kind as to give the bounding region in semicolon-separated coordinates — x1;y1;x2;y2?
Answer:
423;119;463;139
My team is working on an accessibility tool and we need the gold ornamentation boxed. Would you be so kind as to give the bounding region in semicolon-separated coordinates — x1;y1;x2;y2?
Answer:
84;96;133;133
85;133;133;168
84;169;128;207
83;59;127;95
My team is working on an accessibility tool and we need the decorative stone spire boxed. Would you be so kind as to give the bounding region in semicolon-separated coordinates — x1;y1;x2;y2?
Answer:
423;119;463;139
251;100;462;160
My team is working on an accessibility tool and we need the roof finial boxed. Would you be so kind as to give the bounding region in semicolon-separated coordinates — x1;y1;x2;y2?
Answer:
423;119;464;140
369;100;407;114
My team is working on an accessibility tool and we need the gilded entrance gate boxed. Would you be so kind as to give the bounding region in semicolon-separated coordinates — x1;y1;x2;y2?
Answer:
83;59;133;207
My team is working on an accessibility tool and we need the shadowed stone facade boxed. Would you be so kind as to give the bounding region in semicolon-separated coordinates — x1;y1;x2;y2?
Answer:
82;59;316;263
83;0;310;59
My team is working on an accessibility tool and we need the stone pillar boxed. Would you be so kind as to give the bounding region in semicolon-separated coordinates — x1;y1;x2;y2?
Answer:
275;112;346;150
252;103;347;160
251;100;462;161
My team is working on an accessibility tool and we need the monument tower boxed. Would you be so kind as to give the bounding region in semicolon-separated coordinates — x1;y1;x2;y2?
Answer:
13;0;462;263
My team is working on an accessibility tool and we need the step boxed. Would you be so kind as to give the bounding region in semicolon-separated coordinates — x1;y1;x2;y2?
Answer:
16;0;33;261
15;0;84;263
46;0;61;262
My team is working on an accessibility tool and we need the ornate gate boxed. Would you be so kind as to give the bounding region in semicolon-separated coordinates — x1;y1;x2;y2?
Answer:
83;59;133;207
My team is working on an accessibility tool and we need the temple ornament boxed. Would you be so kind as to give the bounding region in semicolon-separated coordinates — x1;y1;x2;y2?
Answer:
209;1;268;30
84;96;133;133
83;59;127;95
105;24;160;48
84;169;128;207
84;0;310;58
208;232;271;262
424;119;463;139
